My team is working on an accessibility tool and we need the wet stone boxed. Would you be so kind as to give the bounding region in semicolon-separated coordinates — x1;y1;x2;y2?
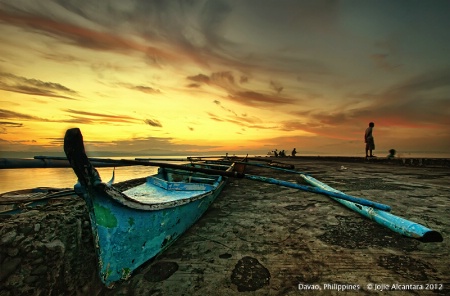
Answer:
1;230;17;245
231;256;270;292
34;223;41;232
0;198;99;295
0;258;22;281
44;239;65;253
32;258;44;265
144;261;179;282
19;225;34;235
6;247;19;257
30;265;47;275
24;275;39;284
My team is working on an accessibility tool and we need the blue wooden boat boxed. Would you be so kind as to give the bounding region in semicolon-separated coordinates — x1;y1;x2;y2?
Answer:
64;128;239;287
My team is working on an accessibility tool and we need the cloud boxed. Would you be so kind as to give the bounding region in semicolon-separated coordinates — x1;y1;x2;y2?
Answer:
40;52;84;64
0;121;23;134
228;91;295;107
64;110;165;127
370;54;400;72
91;135;221;153
198;1;233;47
0;1;333;81
207;112;224;122
0;133;222;154
207;106;276;130
0;1;236;71
64;109;141;125
240;76;249;83
287;67;450;134
188;71;235;88
0;72;78;99
387;68;450;97
0;8;177;64
0;108;151;127
2;1;449;156
351;68;450;126
3;1;326;80
0;121;23;128
133;85;161;94
213;100;237;116
0;109;48;121
187;83;201;88
119;83;161;94
270;80;283;94
144;119;163;127
188;74;211;84
188;71;296;107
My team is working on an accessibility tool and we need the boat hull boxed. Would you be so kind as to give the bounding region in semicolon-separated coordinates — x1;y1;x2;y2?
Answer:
63;128;236;287
78;177;227;286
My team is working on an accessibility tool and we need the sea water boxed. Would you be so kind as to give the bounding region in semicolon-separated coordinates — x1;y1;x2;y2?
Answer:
0;166;161;194
0;156;192;194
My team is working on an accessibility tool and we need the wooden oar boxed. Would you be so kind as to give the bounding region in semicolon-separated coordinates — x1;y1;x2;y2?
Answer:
244;174;391;212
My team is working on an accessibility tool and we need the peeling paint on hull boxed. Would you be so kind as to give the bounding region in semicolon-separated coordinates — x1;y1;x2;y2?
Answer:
78;169;229;287
63;127;235;287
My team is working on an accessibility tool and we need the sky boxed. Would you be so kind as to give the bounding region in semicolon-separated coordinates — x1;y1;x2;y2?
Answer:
1;0;450;157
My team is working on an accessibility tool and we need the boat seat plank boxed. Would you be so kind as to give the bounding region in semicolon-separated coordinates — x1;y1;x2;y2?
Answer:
123;180;212;204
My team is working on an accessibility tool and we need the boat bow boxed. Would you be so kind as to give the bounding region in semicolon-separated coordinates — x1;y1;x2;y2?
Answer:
64;128;232;287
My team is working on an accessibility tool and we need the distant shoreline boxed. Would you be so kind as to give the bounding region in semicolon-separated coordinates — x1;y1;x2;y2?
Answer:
1;155;449;169
1;151;450;159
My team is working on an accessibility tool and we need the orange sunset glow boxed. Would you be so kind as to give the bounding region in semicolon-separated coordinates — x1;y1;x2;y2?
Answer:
1;1;450;158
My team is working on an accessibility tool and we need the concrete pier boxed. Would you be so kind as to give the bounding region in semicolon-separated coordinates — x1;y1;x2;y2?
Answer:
1;158;449;295
108;158;450;295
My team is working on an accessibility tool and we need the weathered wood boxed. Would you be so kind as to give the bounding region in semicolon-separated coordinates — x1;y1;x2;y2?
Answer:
63;128;237;287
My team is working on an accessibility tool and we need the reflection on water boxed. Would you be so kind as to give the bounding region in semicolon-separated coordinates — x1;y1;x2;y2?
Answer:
0;166;160;194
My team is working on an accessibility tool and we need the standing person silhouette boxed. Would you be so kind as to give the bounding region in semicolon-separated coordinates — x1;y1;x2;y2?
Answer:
365;122;375;158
